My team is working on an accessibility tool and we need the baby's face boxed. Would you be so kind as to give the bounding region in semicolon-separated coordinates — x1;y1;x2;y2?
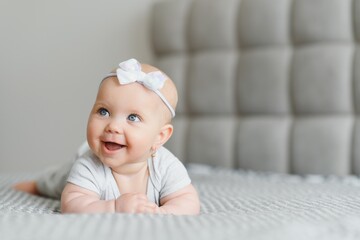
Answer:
87;77;169;172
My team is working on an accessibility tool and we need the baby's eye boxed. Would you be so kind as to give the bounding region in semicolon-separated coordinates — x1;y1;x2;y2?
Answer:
127;113;141;122
97;108;110;117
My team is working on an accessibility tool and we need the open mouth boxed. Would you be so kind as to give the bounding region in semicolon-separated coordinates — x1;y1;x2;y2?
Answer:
103;142;126;151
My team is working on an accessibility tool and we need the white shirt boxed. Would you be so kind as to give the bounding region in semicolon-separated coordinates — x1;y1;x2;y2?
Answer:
67;145;191;205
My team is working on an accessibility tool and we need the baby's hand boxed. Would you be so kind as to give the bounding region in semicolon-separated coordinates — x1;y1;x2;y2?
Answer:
115;193;158;214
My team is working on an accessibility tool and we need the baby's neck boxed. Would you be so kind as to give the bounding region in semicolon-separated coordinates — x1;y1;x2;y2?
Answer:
111;161;148;176
111;162;149;194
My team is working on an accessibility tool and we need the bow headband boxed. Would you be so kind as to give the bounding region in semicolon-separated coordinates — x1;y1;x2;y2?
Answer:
102;58;175;118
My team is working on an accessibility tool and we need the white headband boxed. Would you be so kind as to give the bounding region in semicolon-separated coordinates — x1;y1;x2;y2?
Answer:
102;58;175;118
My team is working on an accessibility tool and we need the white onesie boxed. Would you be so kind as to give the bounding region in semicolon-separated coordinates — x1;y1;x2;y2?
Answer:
37;142;191;205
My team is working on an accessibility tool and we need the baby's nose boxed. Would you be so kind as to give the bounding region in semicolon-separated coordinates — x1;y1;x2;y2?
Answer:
105;119;124;134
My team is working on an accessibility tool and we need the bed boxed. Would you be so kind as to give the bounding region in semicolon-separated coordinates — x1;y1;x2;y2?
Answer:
3;0;360;239
2;167;360;239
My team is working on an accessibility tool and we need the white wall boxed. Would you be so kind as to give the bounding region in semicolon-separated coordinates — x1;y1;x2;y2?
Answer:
0;0;158;173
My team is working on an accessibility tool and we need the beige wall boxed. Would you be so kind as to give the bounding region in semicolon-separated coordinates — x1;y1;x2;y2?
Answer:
0;0;159;173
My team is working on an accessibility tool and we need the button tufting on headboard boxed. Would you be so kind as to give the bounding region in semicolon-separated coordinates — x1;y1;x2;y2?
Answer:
152;0;360;176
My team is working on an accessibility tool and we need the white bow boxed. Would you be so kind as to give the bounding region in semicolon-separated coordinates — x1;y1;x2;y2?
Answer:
116;58;167;91
103;58;175;118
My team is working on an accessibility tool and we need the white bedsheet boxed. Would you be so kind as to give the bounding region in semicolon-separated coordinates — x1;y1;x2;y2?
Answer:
2;166;360;240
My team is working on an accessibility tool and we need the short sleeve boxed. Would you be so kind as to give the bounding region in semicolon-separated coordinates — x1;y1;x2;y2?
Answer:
67;154;105;196
159;154;191;198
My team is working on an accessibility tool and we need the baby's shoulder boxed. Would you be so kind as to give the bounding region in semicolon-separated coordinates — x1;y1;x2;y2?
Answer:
151;147;191;198
157;146;176;160
156;147;179;165
153;147;187;174
73;150;106;176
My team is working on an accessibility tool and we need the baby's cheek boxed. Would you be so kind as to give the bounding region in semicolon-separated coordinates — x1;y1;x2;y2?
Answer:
130;129;155;148
86;123;99;150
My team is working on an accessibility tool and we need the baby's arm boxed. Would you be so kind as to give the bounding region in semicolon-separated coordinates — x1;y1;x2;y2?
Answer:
61;183;157;214
61;183;115;213
158;184;200;215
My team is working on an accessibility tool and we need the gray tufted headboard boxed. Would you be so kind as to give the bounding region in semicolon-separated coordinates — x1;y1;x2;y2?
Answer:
151;0;360;176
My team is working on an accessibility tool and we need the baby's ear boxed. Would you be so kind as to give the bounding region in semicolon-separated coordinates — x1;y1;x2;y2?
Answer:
153;124;173;149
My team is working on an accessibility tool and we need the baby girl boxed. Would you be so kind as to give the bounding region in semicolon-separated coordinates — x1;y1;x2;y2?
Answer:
15;59;200;215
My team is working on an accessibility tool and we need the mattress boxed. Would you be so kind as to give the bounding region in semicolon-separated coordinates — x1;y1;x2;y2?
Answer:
1;165;360;240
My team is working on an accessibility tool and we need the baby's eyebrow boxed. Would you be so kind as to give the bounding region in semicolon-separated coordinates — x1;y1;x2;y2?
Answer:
93;100;110;107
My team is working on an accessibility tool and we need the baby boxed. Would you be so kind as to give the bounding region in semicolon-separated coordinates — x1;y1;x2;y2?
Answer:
14;59;200;215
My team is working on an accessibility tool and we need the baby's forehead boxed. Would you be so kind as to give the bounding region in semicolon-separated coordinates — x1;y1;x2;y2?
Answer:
99;78;171;121
140;63;159;73
101;77;171;119
100;77;162;103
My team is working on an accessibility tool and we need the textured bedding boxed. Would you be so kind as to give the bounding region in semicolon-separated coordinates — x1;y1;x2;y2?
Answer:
2;166;360;240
